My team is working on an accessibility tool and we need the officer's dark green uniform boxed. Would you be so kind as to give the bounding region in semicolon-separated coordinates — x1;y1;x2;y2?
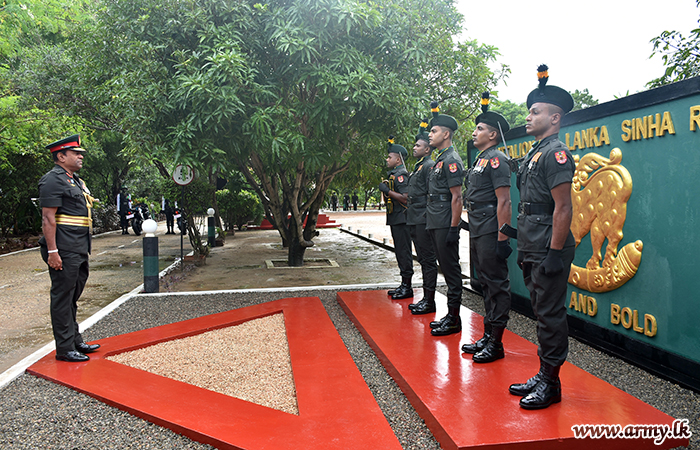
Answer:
39;134;99;362
461;92;513;363
425;102;465;336
508;65;576;409
407;120;438;314
380;138;414;299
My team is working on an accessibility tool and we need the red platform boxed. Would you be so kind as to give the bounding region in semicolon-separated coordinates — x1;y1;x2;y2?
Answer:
251;213;339;230
337;290;689;450
27;297;401;450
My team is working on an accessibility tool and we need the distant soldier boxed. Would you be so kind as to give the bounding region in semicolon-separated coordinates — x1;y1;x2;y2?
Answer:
352;192;359;211
508;65;576;410
461;92;513;363
331;193;339;211
39;134;100;362
343;193;350;211
425;102;465;336
378;137;414;300
406;119;439;314
117;187;131;234
163;198;175;234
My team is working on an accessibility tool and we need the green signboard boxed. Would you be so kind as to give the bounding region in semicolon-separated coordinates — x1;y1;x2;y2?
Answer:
497;78;700;380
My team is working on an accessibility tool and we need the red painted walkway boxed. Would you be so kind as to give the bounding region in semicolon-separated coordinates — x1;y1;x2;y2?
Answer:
27;297;402;450
337;289;688;450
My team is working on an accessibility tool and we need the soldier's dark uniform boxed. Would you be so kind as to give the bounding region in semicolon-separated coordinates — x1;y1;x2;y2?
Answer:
509;65;576;410
465;147;512;338
517;134;575;364
38;134;97;360
383;143;414;298
425;103;465;335
406;121;438;314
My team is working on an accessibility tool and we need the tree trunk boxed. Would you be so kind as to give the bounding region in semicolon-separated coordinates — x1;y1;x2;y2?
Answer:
287;238;307;267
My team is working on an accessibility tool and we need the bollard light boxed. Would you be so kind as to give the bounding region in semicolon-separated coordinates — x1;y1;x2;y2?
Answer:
207;207;216;247
143;219;158;237
142;220;159;293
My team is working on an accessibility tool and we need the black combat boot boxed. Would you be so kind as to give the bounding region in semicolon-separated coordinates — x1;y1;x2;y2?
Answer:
430;314;448;329
387;285;403;296
509;359;546;396
392;277;414;300
472;326;505;363
519;362;562;410
431;306;462;336
410;289;436;315
461;323;493;354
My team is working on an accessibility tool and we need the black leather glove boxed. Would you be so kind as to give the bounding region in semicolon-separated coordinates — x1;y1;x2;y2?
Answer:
459;219;469;231
445;226;460;245
540;248;564;276
378;182;390;194
496;240;512;260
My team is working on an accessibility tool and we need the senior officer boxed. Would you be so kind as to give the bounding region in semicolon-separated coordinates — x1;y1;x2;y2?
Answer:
461;92;513;363
425;102;465;336
378;137;414;299
508;65;576;409
406;120;439;314
39;134;100;362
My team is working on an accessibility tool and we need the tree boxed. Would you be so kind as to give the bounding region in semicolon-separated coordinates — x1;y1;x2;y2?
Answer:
492;99;528;129
570;88;598;112
11;0;504;266
649;0;700;87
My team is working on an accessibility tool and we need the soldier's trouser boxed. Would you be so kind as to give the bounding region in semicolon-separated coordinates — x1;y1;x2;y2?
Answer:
390;223;414;280
521;246;575;367
471;232;511;328
410;223;437;291
42;248;89;354
429;227;462;308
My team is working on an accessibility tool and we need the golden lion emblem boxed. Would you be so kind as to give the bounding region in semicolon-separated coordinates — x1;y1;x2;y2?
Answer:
568;148;643;293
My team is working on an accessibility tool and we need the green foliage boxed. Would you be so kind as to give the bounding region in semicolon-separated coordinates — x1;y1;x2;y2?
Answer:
216;189;263;231
8;0;505;265
649;2;700;87
492;99;528;129
570;88;599;112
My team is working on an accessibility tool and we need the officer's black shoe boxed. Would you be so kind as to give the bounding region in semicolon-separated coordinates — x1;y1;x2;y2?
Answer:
519;363;562;410
75;342;101;354
411;300;436;315
391;284;413;300
55;351;89;362
430;314;449;329
461;332;491;354
431;313;462;336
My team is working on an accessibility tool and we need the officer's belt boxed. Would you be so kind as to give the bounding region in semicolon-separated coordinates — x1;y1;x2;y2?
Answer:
55;214;91;227
428;194;451;203
466;201;496;212
518;202;554;215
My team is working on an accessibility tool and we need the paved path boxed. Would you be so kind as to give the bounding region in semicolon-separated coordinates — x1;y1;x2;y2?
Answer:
0;221;185;373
